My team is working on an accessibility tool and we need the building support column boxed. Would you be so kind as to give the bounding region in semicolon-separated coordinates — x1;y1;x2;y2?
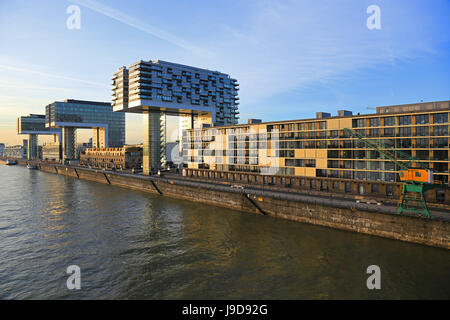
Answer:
143;111;162;175
62;127;77;161
92;127;107;148
160;112;167;169
28;134;38;160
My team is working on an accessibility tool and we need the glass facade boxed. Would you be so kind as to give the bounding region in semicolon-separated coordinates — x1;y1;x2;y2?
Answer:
113;60;239;126
18;114;60;134
46;100;125;147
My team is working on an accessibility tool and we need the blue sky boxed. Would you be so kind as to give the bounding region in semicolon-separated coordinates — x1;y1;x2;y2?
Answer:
0;0;449;145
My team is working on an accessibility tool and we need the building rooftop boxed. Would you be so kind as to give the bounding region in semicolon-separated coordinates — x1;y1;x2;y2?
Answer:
61;99;111;106
193;100;450;130
128;59;232;78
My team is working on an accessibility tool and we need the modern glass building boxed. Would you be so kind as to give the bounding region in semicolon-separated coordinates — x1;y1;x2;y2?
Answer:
112;59;239;174
17;114;61;160
45;99;125;160
112;60;239;125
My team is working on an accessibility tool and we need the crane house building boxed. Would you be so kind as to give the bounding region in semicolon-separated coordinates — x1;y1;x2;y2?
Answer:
182;101;450;203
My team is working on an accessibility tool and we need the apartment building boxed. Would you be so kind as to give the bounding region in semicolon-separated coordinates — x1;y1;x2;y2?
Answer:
112;60;239;125
45;99;125;160
80;145;143;170
182;100;450;186
3;144;26;159
42;142;61;161
112;59;239;174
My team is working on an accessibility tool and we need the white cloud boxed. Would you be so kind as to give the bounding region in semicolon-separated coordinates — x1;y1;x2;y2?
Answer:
0;80;95;93
0;64;107;88
69;0;212;58
67;0;444;109
193;0;446;108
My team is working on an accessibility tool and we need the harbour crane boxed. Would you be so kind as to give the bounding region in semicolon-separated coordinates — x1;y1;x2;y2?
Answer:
343;128;440;218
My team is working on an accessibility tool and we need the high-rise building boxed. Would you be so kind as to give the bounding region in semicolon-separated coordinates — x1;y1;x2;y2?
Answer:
45;99;125;161
17;114;61;160
112;59;239;174
112;60;239;125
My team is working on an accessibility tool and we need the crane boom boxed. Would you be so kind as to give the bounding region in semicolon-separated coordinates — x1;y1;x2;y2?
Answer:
343;127;438;218
343;128;411;170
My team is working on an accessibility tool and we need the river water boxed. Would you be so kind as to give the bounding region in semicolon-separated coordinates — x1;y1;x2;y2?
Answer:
0;165;448;299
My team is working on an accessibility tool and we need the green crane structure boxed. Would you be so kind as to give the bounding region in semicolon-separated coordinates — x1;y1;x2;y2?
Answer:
343;128;440;218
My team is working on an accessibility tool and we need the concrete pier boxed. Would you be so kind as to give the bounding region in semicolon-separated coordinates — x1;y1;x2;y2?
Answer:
27;134;38;160
62;127;76;160
143;111;165;175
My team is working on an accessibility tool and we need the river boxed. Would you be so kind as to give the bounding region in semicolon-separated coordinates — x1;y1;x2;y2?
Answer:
0;165;448;299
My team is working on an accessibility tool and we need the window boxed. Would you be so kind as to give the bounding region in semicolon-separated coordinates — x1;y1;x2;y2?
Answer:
372;184;379;193
345;182;351;192
353;119;366;128
416;138;429;148
399;115;412;125
415;114;429;124
434;150;448;160
330;130;339;138
415;171;421;177
433;113;448;124
416;150;429;160
369;118;380;127
399;127;411;137
386;185;394;196
433;138;448;148
436;190;445;203
397;139;411;148
384;117;396;126
433;125;448;136
415;126;429;136
383;128;395;137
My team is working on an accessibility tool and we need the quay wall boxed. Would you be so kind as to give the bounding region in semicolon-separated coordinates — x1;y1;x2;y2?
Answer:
28;163;450;249
183;168;450;209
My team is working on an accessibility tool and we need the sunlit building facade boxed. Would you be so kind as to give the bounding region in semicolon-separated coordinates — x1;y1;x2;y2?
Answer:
17;114;61;160
183;101;450;185
80;145;143;169
112;59;239;174
45;99;125;160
